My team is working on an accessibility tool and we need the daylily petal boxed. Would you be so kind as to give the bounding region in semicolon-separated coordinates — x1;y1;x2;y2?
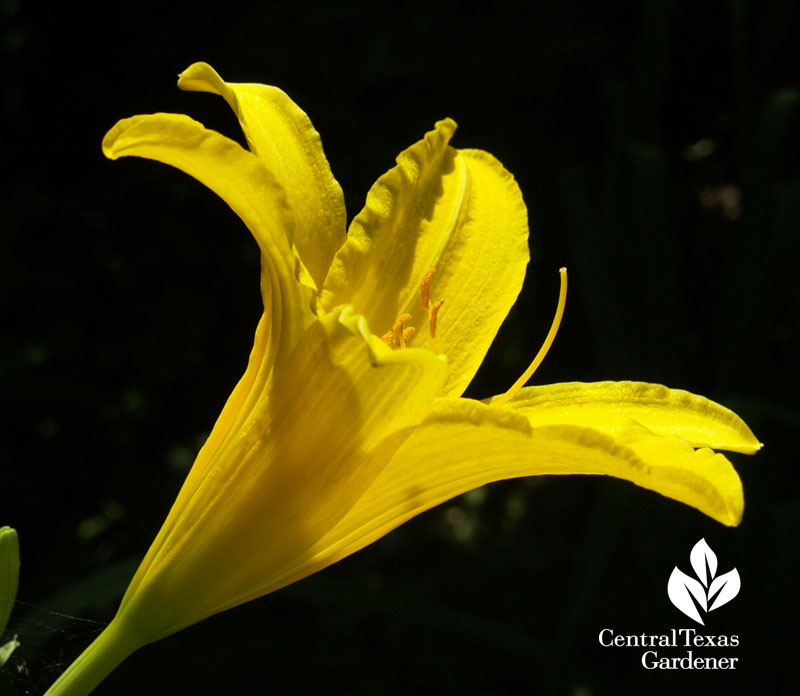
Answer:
177;62;347;292
117;306;447;640
334;398;741;537
488;381;762;454
321;121;529;397
116;309;272;614
226;396;745;604
102;112;315;362
323;400;744;553
145;313;271;542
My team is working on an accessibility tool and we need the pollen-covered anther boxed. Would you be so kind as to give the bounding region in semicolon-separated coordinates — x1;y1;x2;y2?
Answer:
420;268;436;310
429;300;444;339
381;332;394;346
392;313;413;348
402;326;416;347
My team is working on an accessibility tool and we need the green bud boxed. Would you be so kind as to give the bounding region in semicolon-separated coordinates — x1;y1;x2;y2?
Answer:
0;526;20;666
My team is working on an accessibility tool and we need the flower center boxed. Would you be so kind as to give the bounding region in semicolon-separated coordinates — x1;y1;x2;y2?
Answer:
378;265;567;402
381;268;444;350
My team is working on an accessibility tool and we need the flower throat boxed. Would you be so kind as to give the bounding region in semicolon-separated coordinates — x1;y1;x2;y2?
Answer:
381;267;568;407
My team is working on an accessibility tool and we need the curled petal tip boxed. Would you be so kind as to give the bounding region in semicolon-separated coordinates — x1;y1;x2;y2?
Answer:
177;62;225;94
434;117;458;137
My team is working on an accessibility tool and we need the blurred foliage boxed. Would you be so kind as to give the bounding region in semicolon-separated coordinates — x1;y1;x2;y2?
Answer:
1;0;798;694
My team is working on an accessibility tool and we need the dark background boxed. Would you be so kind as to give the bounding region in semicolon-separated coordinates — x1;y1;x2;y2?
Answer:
1;1;798;694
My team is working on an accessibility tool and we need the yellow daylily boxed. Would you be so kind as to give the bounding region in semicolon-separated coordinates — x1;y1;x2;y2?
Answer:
45;63;760;695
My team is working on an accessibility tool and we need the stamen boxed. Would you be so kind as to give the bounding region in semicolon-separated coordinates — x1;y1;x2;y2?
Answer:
493;268;567;408
420;268;436;310
402;326;416;346
381;331;394;346
429;300;444;339
393;313;413;348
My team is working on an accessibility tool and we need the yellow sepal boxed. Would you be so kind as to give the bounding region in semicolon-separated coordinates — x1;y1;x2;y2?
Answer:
102;112;316;364
224;395;746;605
491;381;762;454
178;62;347;292
309;396;745;560
116;307;446;640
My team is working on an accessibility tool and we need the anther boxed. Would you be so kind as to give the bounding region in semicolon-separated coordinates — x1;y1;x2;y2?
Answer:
381;332;394;346
429;300;444;339
402;326;416;346
393;313;413;348
420;268;436;310
493;267;567;408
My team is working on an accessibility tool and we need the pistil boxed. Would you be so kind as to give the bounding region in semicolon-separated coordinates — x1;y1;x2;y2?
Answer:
493;267;567;407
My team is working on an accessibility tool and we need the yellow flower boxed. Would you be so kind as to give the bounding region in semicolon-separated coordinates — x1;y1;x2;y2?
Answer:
45;63;760;695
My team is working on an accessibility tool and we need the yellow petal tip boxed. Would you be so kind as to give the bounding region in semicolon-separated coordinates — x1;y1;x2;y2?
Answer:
177;62;226;96
434;117;457;138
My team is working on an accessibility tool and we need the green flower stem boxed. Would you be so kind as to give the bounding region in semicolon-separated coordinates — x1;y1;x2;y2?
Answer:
44;620;139;696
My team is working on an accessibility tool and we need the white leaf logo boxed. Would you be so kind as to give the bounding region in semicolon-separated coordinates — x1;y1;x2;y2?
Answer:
668;568;706;624
690;537;717;587
708;569;741;611
668;538;740;624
